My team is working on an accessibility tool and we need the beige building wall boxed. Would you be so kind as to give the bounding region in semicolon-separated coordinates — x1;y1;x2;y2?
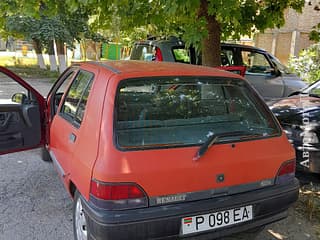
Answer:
254;0;320;65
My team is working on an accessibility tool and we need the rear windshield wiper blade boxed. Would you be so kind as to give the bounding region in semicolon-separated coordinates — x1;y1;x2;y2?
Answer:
193;131;261;161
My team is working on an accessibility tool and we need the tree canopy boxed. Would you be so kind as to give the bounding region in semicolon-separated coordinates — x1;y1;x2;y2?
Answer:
72;0;305;66
0;0;307;67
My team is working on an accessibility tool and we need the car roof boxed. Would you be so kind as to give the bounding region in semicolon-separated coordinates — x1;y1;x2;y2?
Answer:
133;38;267;53
75;60;245;79
221;43;267;52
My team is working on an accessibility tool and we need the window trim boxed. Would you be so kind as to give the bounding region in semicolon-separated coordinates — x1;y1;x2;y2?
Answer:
58;70;94;128
49;67;78;118
113;76;282;151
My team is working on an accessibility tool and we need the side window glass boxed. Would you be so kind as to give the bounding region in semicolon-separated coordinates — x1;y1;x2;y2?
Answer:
130;44;153;61
140;46;154;61
52;71;76;114
60;70;93;127
172;48;190;63
310;84;320;95
221;49;234;66
241;51;271;74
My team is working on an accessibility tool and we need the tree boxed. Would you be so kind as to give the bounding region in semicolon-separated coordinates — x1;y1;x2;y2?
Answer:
0;0;48;68
0;0;307;68
310;23;320;42
289;43;320;83
0;0;96;72
309;1;320;42
89;0;305;67
5;15;47;69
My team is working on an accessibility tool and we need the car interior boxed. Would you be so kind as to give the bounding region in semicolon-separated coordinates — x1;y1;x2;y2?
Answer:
0;72;41;152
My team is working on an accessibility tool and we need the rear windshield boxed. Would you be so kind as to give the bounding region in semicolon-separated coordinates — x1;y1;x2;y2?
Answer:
115;77;280;149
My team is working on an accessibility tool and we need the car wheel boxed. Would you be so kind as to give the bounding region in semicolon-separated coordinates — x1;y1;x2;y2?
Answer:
73;191;88;240
40;147;52;162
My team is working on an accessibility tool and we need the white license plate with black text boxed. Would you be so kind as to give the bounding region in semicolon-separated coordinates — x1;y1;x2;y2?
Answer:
181;205;253;235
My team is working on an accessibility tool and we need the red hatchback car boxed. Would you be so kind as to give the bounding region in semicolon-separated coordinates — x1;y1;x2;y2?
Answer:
0;61;298;240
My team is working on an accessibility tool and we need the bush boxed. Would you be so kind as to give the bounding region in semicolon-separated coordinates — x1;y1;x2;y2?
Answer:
288;43;320;84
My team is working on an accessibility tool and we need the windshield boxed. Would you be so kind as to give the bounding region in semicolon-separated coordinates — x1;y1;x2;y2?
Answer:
302;80;320;95
115;76;280;149
269;55;291;74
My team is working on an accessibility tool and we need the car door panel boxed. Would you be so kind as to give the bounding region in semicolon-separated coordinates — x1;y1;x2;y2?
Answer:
47;68;96;189
245;74;285;99
0;109;23;149
49;114;76;181
0;104;41;150
239;49;285;99
0;66;45;154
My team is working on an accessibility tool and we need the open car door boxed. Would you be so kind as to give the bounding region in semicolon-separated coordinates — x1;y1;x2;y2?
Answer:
0;66;46;154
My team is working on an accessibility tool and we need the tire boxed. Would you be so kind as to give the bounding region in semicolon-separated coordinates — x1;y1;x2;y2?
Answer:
40;147;52;162
73;191;89;240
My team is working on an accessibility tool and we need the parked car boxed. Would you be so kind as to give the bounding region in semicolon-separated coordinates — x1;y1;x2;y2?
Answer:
130;37;307;100
270;79;320;174
0;61;299;240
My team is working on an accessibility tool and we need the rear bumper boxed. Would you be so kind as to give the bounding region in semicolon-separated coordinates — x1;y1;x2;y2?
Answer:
82;179;299;240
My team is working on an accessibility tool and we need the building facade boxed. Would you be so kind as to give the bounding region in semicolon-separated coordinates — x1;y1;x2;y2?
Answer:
254;0;320;64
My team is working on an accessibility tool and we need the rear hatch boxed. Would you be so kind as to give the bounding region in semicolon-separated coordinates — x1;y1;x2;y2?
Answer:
93;75;294;207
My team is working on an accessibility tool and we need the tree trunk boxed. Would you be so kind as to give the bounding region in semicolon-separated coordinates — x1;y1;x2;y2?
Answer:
80;40;87;60
95;42;102;61
32;39;46;69
48;40;58;72
198;0;222;67
56;40;67;73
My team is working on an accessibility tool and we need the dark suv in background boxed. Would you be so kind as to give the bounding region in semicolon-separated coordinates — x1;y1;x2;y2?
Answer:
130;37;307;100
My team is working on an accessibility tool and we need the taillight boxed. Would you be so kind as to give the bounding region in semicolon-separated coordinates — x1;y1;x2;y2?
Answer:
275;160;296;184
155;47;163;61
90;180;148;210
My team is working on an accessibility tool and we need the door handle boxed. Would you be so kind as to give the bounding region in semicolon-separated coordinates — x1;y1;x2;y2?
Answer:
69;133;77;143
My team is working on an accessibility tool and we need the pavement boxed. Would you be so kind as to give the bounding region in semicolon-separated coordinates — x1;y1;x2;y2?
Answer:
0;149;73;240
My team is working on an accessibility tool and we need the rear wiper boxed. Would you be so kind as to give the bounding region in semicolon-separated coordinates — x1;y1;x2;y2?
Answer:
193;131;261;161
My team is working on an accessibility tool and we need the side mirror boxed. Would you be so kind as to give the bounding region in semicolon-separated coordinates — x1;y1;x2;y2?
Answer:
12;92;28;104
268;67;281;77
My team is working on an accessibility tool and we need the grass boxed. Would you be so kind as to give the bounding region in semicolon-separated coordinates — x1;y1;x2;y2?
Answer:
299;183;320;221
7;65;59;79
0;54;60;79
295;182;320;238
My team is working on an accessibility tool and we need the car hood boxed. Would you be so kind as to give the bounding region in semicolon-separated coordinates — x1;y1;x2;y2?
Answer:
270;95;320;121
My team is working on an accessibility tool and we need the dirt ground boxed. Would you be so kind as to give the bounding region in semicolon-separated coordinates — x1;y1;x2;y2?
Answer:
0;149;319;240
255;173;320;240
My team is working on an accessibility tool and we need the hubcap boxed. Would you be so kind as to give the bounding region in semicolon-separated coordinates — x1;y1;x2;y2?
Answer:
75;197;88;240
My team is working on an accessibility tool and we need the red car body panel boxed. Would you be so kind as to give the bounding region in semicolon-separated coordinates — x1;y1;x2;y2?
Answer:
0;61;299;240
90;62;294;199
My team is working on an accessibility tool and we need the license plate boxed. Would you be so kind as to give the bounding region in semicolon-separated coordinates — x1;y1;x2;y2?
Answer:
181;205;253;235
